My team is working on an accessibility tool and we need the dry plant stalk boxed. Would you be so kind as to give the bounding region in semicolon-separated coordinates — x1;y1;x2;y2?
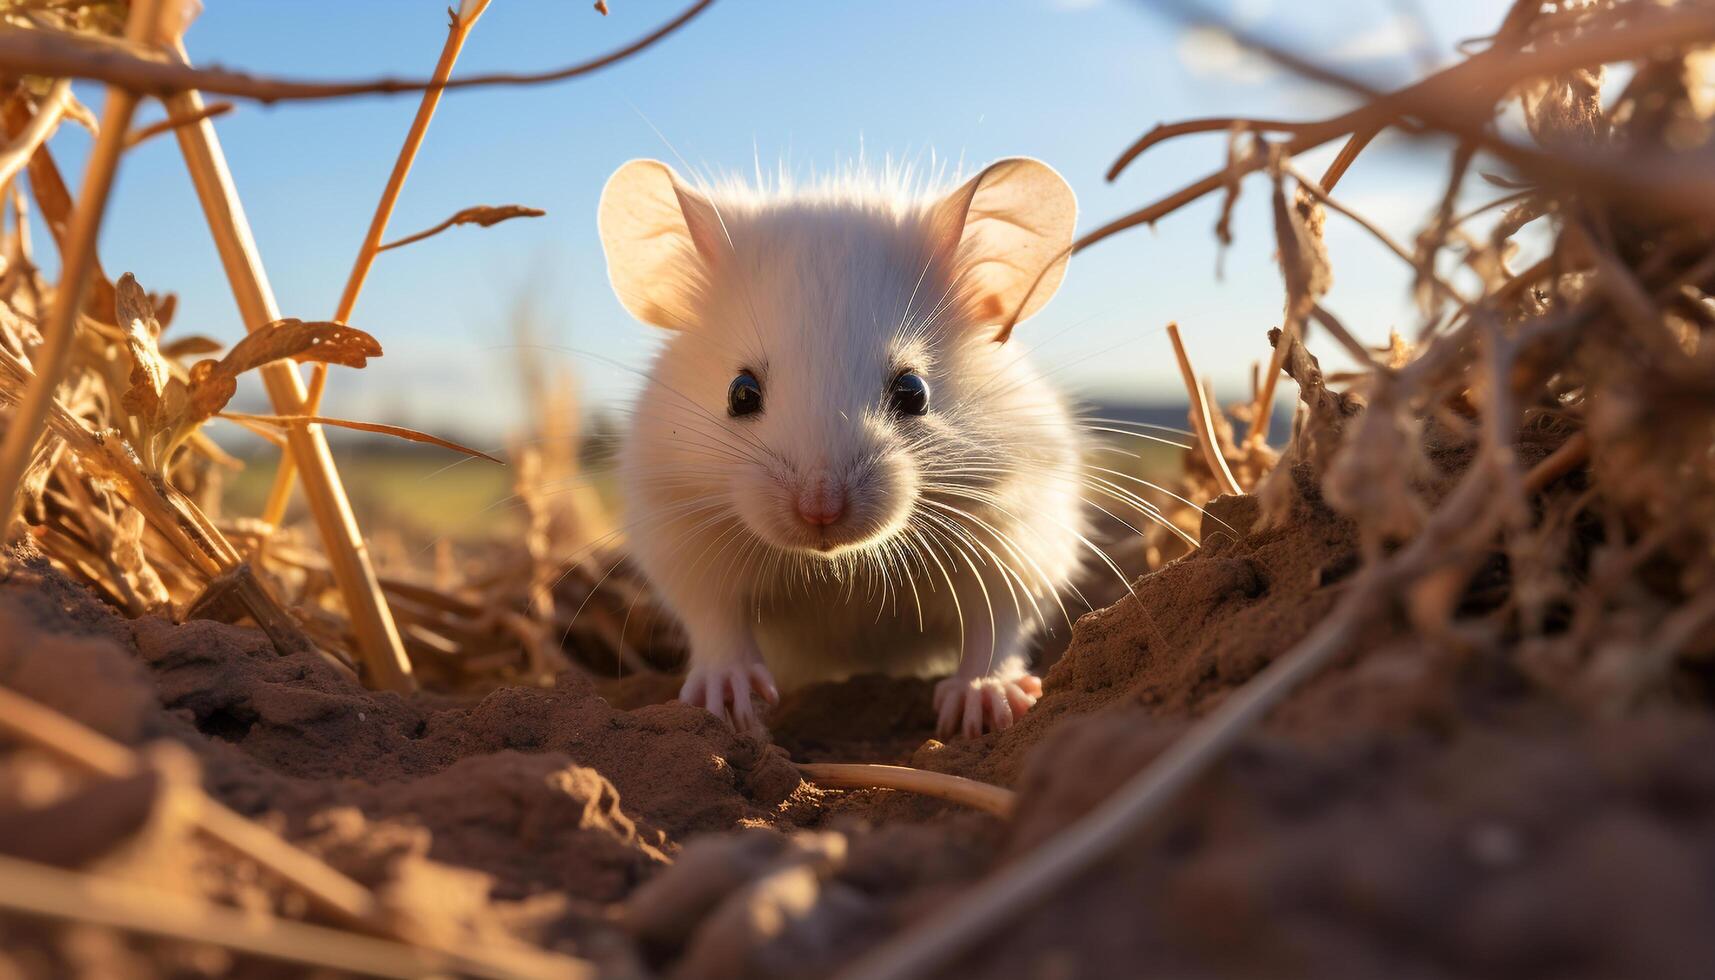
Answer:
1165;321;1244;496
263;0;494;525
123;98;231;148
797;763;1017;817
0;76;69;188
160;35;415;692
0;856;587;980
0;683;377;925
0;0;164;520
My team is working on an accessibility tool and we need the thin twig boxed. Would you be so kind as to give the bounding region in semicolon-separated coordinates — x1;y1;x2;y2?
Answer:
0;683;377;924
0;855;587;980
0;78;70;191
1084;3;1715;257
123;99;231;148
1286;162;1474;309
335;1;491;326
1106;116;1339;182
1319;123;1381;190
0;0;716;104
1245;325;1287;448
797;763;1017;818
1309;305;1383;368
218;411;503;463
376;203;544;253
266;0;484;525
1166;322;1244;496
1522;431;1588;494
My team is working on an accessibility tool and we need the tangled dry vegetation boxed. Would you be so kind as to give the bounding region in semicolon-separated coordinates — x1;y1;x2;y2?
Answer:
2;0;1715;978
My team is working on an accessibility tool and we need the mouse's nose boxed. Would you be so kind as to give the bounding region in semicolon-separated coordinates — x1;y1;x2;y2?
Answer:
797;477;847;528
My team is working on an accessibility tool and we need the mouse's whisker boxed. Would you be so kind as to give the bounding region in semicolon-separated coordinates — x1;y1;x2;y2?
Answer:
1085;464;1234;533
918;506;1025;630
917;489;1082;628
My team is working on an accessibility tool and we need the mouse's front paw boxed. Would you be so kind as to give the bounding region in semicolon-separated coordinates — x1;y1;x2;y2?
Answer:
679;662;780;734
934;672;1042;739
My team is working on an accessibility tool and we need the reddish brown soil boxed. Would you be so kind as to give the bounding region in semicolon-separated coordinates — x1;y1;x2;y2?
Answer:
6;470;1715;978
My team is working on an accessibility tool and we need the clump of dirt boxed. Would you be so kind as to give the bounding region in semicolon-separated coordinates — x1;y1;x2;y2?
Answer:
9;439;1715;979
0;553;813;974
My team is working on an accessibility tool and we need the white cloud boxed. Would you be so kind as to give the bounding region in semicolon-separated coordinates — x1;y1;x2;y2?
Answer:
1176;25;1277;84
1233;0;1273;29
1326;14;1430;63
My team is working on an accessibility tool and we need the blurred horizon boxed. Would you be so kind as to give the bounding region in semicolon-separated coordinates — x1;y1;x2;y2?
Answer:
42;0;1505;447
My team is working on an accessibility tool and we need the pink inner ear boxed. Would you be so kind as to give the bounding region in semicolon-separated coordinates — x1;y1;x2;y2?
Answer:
928;182;980;266
672;183;730;268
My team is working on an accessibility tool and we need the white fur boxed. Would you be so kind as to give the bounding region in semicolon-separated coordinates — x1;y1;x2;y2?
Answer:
600;157;1086;735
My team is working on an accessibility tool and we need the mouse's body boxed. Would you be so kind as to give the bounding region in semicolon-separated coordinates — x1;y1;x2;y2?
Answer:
600;157;1084;736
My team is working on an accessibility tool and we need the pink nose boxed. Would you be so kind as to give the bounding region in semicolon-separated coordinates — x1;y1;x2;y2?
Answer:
797;479;847;527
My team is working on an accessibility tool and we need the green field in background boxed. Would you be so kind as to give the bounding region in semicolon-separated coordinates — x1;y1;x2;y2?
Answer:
224;450;526;542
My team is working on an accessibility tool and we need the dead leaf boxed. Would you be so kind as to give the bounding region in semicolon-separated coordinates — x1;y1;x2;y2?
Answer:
172;319;384;436
1270;161;1332;346
115;273;169;426
150;291;177;331
18;436;63;524
213;319;383;378
113;507;170;611
185;360;237;427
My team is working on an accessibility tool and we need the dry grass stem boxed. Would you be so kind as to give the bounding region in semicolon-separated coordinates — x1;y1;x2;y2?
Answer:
162;37;414;691
1522;430;1589;494
0;0;164;521
797;763;1018;818
218;412;502;463
267;0;489;523
1165;322;1244;496
0;77;70;189
0;855;589;980
123;98;232;148
0;684;378;924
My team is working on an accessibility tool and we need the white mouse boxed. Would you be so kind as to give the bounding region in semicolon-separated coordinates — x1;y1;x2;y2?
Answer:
598;157;1085;738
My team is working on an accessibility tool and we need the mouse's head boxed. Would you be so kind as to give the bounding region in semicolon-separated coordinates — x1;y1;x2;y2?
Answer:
600;158;1076;563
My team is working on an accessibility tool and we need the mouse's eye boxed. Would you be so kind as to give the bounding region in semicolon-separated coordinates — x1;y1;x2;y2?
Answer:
889;372;930;417
728;372;763;417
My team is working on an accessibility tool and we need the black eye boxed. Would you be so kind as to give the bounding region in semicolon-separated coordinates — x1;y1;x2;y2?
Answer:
728;372;763;417
889;372;929;417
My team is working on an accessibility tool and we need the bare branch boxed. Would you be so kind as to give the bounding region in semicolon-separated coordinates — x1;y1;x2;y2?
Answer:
124;99;232;148
0;0;716;104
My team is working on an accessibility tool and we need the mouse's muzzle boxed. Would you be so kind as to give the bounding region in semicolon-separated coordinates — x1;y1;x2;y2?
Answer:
796;473;848;530
736;451;915;560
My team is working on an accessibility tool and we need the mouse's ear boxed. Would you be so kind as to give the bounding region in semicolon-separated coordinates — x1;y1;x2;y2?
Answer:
598;159;727;330
931;157;1077;342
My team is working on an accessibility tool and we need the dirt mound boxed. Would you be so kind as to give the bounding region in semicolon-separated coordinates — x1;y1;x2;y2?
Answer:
0;554;810;974
7;462;1715;978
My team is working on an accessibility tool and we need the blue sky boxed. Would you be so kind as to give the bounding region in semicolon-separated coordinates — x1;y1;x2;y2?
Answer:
53;0;1505;439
